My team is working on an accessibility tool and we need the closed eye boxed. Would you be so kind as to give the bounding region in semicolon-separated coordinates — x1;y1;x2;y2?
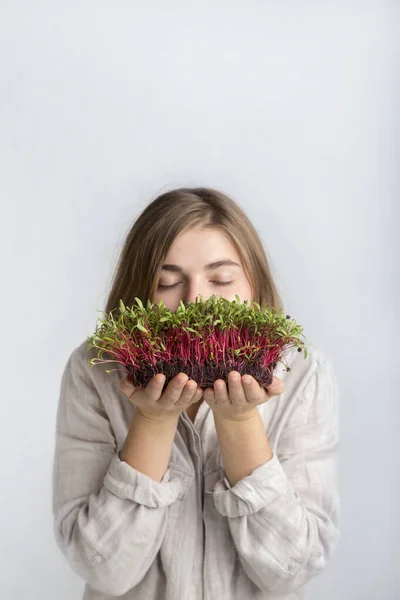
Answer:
157;281;233;290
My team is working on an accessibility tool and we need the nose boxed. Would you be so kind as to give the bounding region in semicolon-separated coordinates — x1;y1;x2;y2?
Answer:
185;291;205;304
184;282;212;305
185;293;226;305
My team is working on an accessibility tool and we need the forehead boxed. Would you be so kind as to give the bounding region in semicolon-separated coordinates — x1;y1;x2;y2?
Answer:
165;227;239;257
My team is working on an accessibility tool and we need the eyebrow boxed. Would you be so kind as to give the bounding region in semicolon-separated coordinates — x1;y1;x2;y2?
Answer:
161;259;241;273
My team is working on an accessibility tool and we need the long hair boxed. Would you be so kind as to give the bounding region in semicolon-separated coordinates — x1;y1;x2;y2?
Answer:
104;187;284;316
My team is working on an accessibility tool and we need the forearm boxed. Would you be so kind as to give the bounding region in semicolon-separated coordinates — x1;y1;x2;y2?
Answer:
120;411;180;482
213;408;273;487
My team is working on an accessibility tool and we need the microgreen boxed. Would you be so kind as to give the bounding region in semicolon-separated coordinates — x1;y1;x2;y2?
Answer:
87;294;309;390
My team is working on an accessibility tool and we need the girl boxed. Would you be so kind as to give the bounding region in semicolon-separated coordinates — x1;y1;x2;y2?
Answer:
52;187;340;600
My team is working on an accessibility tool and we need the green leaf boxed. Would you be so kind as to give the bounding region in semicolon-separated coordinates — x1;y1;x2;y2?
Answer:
135;297;144;310
136;323;148;333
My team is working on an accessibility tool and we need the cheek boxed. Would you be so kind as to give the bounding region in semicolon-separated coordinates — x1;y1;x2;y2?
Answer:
232;284;252;304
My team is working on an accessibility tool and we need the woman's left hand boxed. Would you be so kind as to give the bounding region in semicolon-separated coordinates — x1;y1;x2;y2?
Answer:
203;371;284;420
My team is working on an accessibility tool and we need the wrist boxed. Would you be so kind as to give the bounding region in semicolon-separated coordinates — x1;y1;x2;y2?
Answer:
134;408;180;427
212;407;260;423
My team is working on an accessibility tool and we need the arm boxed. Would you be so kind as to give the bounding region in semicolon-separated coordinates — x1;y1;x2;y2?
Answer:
120;410;180;483
213;409;273;487
210;356;340;595
52;344;191;597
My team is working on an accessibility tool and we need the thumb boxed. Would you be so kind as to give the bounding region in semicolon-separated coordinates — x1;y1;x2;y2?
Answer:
121;375;134;390
268;376;284;395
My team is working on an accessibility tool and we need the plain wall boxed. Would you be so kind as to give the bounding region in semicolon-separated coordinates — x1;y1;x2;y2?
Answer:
0;1;398;599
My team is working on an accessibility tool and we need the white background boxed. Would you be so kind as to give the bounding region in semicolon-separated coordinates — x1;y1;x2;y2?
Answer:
0;1;398;599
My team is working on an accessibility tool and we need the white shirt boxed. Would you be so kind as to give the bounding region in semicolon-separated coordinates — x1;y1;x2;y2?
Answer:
52;338;340;599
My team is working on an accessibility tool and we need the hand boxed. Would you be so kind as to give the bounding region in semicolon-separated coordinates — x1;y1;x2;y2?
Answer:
120;372;203;422
203;371;284;420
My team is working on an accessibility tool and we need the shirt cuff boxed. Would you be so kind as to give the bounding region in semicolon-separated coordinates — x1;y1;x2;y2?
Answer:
212;452;290;517
103;451;193;508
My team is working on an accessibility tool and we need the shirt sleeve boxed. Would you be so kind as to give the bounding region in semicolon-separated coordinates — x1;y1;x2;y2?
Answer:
211;355;340;596
52;343;193;597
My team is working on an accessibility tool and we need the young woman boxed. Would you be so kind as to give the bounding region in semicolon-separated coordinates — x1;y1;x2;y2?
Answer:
52;187;340;600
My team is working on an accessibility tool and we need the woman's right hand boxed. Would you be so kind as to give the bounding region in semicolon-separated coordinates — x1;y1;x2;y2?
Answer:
120;372;204;421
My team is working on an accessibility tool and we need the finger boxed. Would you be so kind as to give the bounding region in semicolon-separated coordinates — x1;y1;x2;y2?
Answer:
241;375;284;402
192;387;204;402
267;376;284;397
175;378;198;404
120;375;136;398
227;371;248;404
213;378;230;406
144;374;167;401
203;387;215;403
240;374;261;403
160;373;190;404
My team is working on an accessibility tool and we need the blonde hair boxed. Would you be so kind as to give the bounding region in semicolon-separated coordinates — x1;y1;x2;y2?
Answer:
104;187;284;316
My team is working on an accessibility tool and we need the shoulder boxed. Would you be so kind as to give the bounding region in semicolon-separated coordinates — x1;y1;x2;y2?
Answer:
70;337;100;365
62;338;125;402
273;344;340;426
275;343;338;387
